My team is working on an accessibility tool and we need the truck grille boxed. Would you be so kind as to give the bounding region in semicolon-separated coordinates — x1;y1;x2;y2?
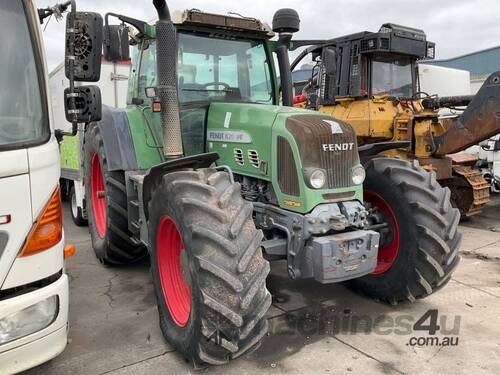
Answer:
285;115;359;189
277;136;300;196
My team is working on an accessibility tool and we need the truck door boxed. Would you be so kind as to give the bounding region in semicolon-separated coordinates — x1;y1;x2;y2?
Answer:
0;0;57;287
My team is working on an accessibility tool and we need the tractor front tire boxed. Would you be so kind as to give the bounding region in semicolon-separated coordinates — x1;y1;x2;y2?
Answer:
148;168;271;366
84;123;147;265
351;158;461;303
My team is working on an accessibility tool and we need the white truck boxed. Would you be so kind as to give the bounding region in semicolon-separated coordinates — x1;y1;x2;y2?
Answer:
50;60;130;225
0;1;71;373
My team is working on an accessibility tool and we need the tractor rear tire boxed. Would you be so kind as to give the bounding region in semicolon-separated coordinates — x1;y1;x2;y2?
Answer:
148;168;271;367
84;123;147;265
351;158;461;303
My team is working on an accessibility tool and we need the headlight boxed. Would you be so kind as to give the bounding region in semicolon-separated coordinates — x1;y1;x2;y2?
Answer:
352;165;366;185
309;169;326;189
0;295;58;345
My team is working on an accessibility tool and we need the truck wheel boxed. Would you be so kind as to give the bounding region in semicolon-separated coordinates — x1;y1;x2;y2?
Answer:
84;123;147;265
148;169;271;366
351;158;461;303
70;184;87;226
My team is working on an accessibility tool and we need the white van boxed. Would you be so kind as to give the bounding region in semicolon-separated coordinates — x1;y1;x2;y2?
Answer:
0;0;69;373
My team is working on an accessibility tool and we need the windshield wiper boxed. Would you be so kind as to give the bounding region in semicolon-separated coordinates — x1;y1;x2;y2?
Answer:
181;88;233;93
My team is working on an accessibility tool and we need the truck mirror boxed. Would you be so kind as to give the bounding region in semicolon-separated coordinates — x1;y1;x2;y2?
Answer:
103;24;130;62
65;11;103;82
322;47;337;76
64;86;102;123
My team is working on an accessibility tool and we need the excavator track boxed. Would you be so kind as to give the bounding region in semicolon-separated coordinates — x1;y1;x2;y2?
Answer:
441;165;490;217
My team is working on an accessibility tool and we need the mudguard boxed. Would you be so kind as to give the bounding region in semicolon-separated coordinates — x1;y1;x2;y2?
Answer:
142;152;219;219
95;105;138;171
358;141;410;163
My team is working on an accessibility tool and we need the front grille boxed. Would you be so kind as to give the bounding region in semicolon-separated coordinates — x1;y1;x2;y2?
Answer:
286;115;359;189
277;136;300;196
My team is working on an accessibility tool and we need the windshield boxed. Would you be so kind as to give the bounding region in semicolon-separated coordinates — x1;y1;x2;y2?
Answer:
371;58;413;98
0;0;47;149
177;33;274;104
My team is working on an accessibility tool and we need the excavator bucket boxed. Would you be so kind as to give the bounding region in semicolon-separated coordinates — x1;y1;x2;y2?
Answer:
435;71;500;156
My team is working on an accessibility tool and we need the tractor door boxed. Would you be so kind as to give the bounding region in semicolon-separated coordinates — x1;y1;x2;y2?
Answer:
130;39;207;157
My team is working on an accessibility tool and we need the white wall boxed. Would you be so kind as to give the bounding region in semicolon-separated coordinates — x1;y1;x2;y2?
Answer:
418;64;471;96
49;61;131;132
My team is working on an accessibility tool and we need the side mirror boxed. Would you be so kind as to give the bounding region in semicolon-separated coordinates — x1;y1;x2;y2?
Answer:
103;24;130;62
322;47;337;76
65;11;103;82
64;86;102;123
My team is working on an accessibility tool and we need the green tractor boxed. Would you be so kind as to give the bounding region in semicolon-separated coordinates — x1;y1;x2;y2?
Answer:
62;0;460;366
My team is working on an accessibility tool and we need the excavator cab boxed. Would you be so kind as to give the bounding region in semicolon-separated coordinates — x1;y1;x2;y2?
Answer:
294;23;433;106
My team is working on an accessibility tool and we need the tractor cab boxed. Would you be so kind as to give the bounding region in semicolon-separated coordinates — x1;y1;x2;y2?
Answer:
122;10;280;158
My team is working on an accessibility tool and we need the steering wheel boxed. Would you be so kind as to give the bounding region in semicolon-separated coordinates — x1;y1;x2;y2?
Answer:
201;82;231;90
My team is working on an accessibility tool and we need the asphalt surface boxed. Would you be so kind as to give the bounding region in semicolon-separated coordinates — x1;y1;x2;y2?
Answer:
26;195;500;375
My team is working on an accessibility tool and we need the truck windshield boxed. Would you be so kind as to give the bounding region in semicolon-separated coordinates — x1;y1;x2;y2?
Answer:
0;0;47;149
371;58;413;98
177;33;274;104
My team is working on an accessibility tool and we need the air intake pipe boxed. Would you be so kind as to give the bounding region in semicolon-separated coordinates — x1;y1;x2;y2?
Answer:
152;0;183;159
272;9;300;107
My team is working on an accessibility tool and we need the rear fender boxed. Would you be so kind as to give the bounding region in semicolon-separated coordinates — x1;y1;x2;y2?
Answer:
94;105;137;171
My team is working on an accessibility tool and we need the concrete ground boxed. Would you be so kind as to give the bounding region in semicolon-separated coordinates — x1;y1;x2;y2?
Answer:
27;196;500;375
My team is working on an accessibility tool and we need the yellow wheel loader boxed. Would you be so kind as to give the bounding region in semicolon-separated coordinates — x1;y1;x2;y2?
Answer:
291;24;500;216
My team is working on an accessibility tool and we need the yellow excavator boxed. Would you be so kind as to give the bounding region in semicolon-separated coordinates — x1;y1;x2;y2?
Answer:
291;24;500;216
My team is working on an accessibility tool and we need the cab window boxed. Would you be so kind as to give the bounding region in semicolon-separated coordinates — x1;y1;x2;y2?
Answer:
0;0;48;149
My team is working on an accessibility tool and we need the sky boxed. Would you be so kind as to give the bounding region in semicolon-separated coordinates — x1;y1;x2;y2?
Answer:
38;0;500;72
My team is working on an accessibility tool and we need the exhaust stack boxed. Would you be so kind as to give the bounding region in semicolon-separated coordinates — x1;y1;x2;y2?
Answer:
153;0;183;159
272;8;300;107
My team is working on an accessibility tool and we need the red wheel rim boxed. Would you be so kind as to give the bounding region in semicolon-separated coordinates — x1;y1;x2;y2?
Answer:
90;153;106;238
364;190;400;275
156;216;191;327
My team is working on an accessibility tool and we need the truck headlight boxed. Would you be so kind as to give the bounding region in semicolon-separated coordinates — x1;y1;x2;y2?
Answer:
307;169;326;189
352;165;366;185
0;295;58;345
